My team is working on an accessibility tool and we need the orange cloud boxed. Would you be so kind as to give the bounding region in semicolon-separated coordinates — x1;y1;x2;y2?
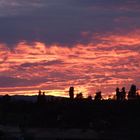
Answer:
1;30;140;98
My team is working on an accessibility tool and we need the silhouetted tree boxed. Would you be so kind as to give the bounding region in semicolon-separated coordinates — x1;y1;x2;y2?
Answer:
69;87;74;99
37;90;42;103
121;87;126;100
116;87;121;101
75;92;83;99
39;90;41;95
42;91;46;103
87;95;92;101
94;91;102;101
2;94;11;102
136;92;140;99
37;90;46;104
128;84;137;100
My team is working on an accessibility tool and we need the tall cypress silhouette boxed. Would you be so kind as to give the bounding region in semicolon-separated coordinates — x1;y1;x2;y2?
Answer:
69;87;74;99
128;84;137;100
94;91;102;101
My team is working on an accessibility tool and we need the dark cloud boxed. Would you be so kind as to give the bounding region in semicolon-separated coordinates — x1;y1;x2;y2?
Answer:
0;0;140;46
0;76;47;87
20;60;64;68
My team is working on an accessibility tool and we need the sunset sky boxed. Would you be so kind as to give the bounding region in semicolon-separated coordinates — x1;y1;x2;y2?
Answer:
0;0;140;98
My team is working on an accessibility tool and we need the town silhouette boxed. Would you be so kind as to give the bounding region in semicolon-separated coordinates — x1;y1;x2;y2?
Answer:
0;84;140;139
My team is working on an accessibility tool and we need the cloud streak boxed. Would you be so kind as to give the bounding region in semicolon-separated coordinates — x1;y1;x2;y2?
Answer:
0;30;140;97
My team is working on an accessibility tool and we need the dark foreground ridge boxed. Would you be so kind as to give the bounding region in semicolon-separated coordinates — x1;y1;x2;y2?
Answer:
0;96;140;139
0;84;140;139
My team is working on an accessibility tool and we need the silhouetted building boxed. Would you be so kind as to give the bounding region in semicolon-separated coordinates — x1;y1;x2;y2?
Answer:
94;91;102;101
69;87;74;99
128;84;137;100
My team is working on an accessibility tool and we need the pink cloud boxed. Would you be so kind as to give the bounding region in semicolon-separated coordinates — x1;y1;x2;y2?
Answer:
0;30;140;98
